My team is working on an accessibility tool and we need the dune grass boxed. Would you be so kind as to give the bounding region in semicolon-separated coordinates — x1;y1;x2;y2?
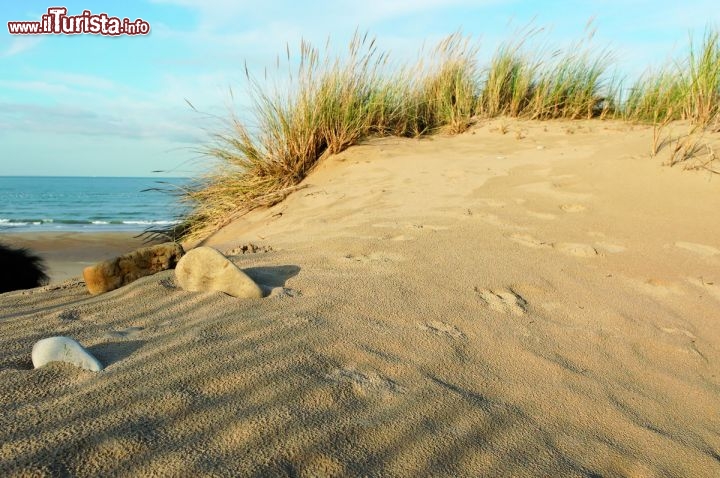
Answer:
179;34;385;236
478;31;613;120
172;27;720;242
176;32;480;239
623;29;720;125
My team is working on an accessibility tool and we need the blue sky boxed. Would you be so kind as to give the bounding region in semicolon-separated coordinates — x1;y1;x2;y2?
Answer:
0;0;718;177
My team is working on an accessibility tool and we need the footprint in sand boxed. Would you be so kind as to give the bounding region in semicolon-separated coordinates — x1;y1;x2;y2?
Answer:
372;222;400;229
408;224;449;232
675;242;720;257
587;233;625;253
526;211;557;220
327;366;405;398
478;198;506;208
627;277;685;298
282;312;323;327
104;326;144;340
509;233;552;249
372;222;449;232
474;287;528;316
517;181;591;201
686;277;720;302
657;327;706;361
416;321;464;339
268;287;302;299
659;327;696;340
57;309;80;321
554;243;598;257
476;212;525;229
594;242;626;254
387;234;416;242
343;252;403;264
509;234;597;257
559;204;587;213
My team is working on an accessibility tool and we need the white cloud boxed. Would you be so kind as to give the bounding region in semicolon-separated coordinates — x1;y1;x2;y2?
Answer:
41;71;120;91
1;36;42;57
0;69;204;145
145;0;518;76
150;0;508;27
0;99;200;142
591;0;720;30
0;79;74;96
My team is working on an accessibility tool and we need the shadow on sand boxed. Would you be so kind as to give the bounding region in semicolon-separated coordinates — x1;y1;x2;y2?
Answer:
89;340;146;368
243;264;301;289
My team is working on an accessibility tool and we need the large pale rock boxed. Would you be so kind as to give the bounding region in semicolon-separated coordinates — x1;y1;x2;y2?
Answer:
175;246;263;298
32;336;103;372
83;242;184;295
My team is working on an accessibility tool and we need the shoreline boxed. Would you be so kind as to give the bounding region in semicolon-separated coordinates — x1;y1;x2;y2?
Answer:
0;231;156;284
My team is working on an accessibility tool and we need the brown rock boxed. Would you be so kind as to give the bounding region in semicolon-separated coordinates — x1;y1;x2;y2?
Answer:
82;242;184;295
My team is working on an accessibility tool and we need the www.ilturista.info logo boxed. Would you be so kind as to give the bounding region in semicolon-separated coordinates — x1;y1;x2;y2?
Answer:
7;7;150;36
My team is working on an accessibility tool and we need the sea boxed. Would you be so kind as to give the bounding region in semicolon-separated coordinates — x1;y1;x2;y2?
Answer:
0;176;191;232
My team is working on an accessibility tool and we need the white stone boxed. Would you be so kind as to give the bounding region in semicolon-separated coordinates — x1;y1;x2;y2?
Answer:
175;246;264;299
32;336;103;372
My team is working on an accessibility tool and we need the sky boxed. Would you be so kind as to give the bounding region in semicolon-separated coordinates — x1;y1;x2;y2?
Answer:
0;1;718;177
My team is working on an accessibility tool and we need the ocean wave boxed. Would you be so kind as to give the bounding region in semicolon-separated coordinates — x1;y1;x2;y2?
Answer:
121;220;180;225
0;219;29;227
1;218;89;225
0;218;180;227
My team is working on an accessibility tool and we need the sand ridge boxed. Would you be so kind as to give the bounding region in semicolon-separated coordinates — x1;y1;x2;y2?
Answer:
1;120;719;476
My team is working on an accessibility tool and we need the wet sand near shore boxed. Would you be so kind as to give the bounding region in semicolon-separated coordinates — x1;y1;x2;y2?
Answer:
0;232;152;283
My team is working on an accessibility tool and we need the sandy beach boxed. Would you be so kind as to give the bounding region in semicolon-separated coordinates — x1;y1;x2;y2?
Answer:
0;232;152;284
1;120;719;476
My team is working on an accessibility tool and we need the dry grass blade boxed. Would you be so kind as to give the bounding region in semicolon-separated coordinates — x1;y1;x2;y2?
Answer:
651;111;675;157
666;123;708;167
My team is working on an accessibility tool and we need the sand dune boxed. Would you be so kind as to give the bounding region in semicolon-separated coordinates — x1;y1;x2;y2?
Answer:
1;120;719;476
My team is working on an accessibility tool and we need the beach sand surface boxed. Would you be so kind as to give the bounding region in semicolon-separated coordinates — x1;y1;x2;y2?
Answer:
1;120;719;477
1;232;151;283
